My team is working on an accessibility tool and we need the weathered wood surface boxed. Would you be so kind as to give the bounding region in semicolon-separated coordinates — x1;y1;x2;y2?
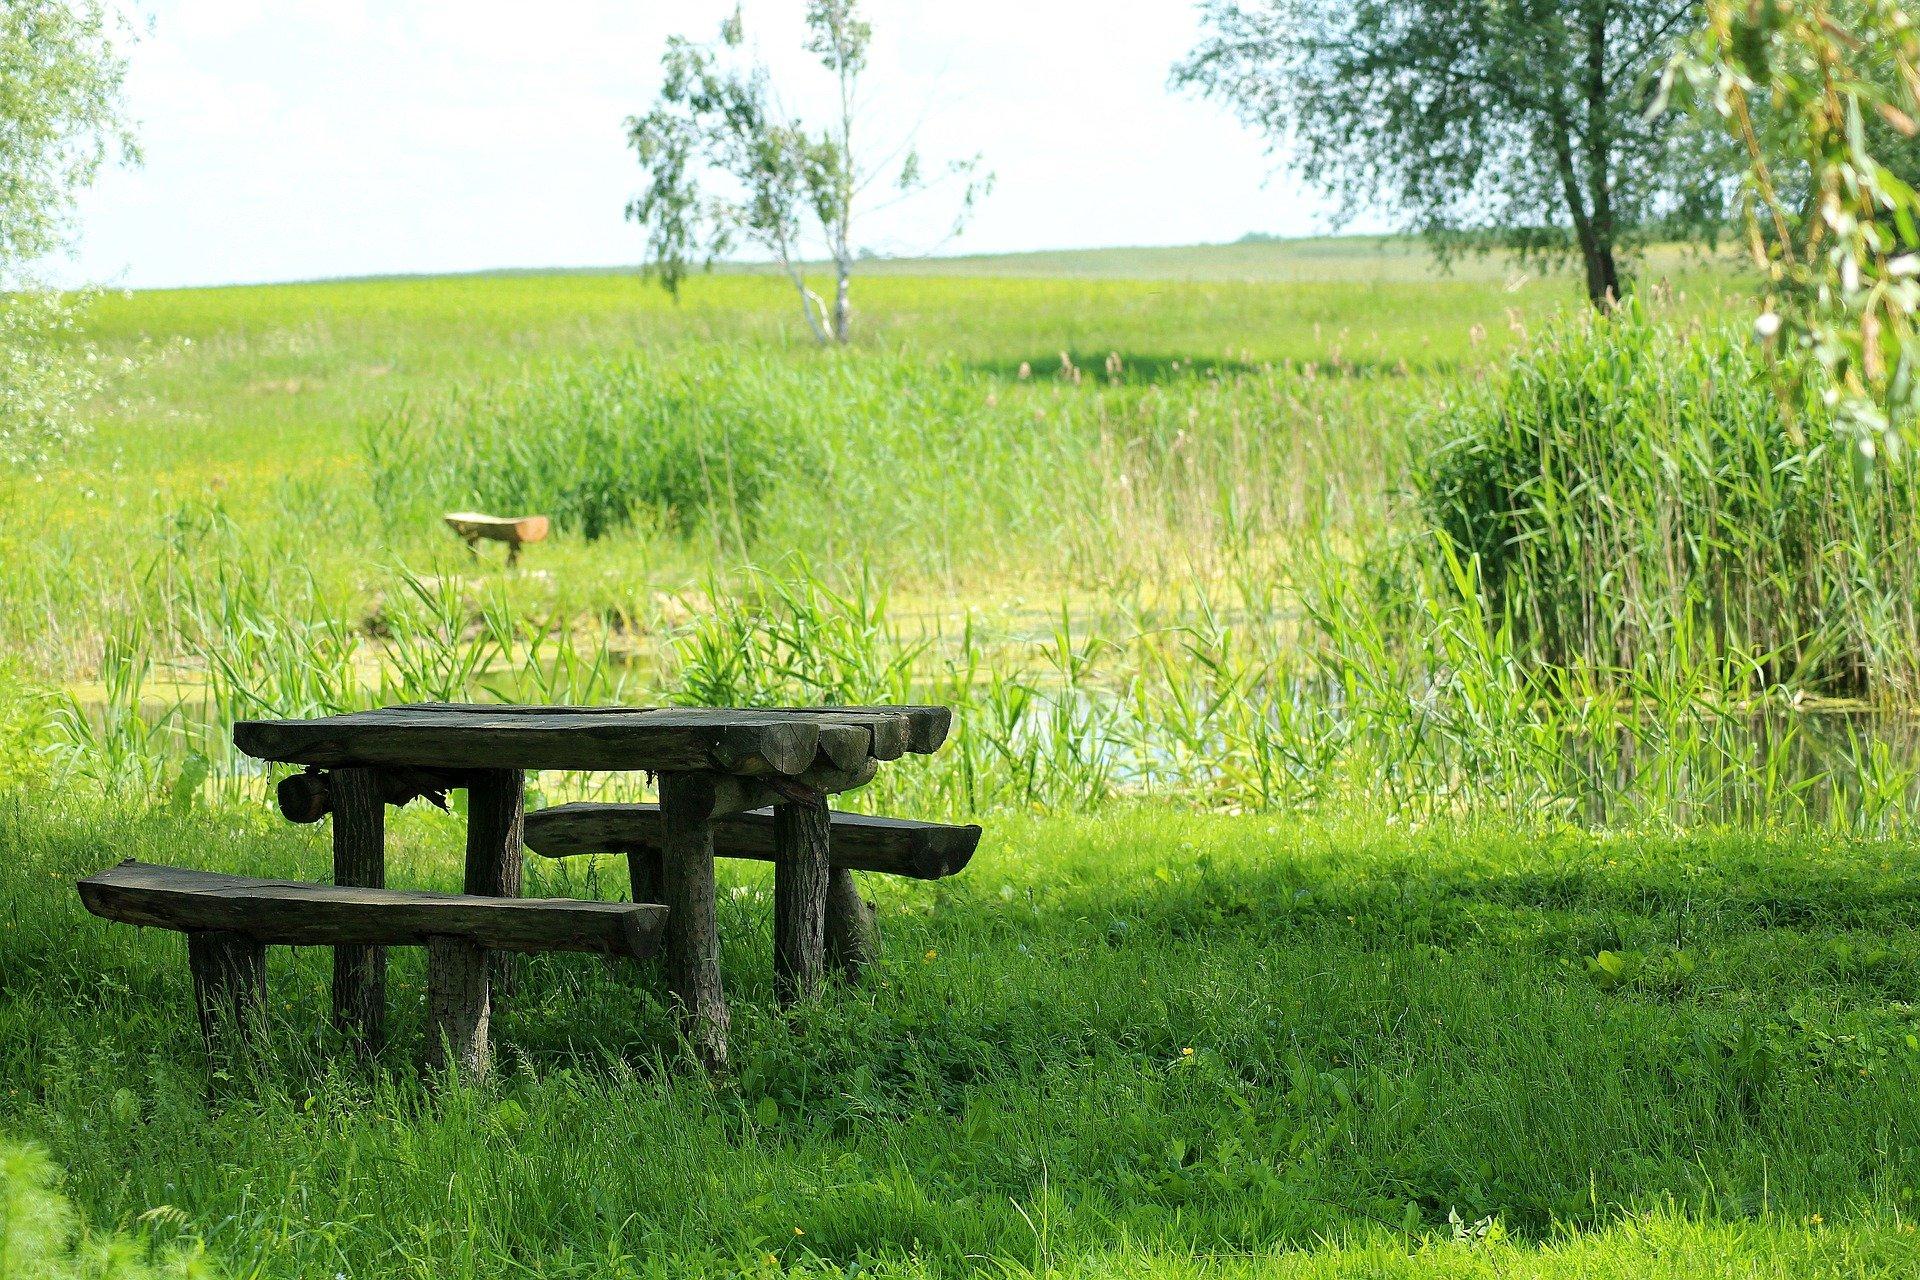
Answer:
330;766;387;1049
464;768;526;990
187;929;267;1054
657;772;728;1070
762;705;953;755
276;766;465;824
526;803;981;881
825;867;879;976
707;759;877;818
772;794;831;1005
403;702;945;743
234;706;867;776
77;861;666;958
425;936;491;1079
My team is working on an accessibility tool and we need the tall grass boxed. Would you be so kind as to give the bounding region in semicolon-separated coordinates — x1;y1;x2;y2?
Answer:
1412;305;1920;699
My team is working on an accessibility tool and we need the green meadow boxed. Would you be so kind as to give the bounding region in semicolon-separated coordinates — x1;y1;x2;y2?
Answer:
6;239;1919;1278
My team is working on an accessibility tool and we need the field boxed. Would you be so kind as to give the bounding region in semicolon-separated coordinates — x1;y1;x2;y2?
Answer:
5;239;1919;1278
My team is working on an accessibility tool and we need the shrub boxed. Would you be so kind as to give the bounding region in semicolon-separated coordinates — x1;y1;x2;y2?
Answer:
367;353;827;542
1411;305;1920;698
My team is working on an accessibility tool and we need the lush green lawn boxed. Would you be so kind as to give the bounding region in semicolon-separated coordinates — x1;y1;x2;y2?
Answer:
4;799;1918;1276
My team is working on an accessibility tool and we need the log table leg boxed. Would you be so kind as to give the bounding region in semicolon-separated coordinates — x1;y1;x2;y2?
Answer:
464;768;526;990
825;867;879;978
330;766;386;1051
658;771;728;1070
627;848;665;904
187;929;266;1059
425;936;491;1081
772;791;830;1005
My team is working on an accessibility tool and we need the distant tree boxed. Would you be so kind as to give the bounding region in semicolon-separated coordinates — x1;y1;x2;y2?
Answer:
625;2;990;344
0;0;134;465
1174;0;1732;308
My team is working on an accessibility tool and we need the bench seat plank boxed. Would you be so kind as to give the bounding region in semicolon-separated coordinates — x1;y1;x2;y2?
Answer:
78;860;663;958
526;803;980;881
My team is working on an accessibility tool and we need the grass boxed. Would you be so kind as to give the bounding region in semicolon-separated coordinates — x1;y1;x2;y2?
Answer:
2;236;1916;1277
6;801;1920;1277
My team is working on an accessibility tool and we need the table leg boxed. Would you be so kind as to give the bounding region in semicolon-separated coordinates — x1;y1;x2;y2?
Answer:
330;766;386;1050
825;867;879;978
464;768;525;990
658;771;728;1070
772;790;830;1005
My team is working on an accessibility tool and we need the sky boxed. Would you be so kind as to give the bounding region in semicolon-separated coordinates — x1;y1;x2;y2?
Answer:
67;1;1360;290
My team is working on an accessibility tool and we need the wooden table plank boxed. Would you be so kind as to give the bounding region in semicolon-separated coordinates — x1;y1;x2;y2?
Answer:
233;707;843;775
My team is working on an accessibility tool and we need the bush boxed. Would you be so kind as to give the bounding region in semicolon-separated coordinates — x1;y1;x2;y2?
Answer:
1411;305;1920;698
367;353;827;542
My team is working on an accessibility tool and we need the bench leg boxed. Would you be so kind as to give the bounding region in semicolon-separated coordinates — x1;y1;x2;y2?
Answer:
425;936;491;1081
772;792;830;1005
331;766;386;1051
825;868;879;979
465;768;525;992
627;848;665;903
659;771;728;1071
187;929;266;1059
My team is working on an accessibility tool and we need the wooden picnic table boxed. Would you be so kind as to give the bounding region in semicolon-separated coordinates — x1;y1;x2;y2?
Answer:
232;702;951;1068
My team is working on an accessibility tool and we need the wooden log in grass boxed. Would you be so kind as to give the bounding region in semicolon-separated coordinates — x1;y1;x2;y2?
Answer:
443;512;549;566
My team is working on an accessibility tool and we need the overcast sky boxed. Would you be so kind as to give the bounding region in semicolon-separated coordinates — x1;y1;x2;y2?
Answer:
68;1;1360;289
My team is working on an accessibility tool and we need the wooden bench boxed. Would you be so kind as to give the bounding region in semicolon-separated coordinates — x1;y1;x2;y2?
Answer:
78;860;664;1079
524;803;980;977
443;511;550;566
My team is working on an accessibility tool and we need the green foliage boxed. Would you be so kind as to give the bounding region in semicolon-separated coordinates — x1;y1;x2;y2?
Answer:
1665;0;1920;457
625;2;987;342
0;1138;213;1278
0;0;132;275
1412;304;1920;695
0;1;132;466
1176;0;1733;306
367;354;829;542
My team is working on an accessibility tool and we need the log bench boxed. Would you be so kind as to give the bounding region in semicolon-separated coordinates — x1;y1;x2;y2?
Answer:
524;802;980;981
443;512;550;566
78;859;664;1080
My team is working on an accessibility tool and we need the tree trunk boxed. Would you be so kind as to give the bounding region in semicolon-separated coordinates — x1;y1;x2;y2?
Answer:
832;264;852;344
1581;1;1622;311
1583;242;1622;310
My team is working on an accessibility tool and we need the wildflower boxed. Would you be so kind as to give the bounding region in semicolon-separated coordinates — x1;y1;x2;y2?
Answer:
923;949;937;961
1181;1047;1194;1057
793;1226;805;1236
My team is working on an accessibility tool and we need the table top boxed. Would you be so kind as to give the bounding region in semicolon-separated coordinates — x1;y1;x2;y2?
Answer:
232;703;951;775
